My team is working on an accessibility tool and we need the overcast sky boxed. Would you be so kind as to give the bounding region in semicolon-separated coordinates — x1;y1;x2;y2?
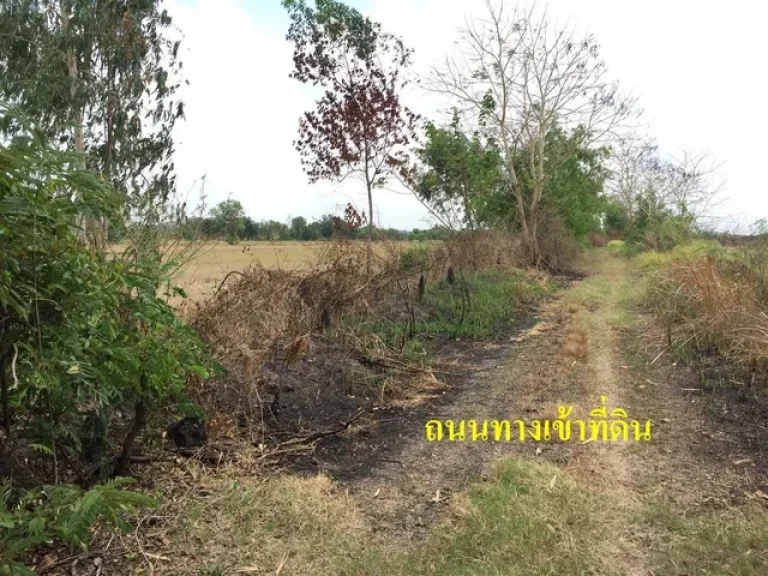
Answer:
165;0;767;232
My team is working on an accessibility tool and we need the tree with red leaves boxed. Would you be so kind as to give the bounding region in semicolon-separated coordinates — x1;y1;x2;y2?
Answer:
282;0;419;276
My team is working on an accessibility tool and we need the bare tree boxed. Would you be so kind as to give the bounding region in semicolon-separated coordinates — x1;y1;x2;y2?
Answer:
426;0;635;265
607;136;658;221
608;135;724;226
664;150;725;223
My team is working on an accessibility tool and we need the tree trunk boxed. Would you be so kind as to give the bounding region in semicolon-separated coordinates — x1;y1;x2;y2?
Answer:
61;2;99;249
0;358;9;436
366;179;374;278
115;399;146;476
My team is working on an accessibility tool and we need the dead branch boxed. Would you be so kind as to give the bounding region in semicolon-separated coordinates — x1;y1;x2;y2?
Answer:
276;410;366;447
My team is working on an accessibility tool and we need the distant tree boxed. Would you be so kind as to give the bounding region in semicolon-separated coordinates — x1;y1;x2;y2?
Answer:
607;136;722;248
242;217;260;240
259;220;291;241
307;214;335;239
282;0;419;276
210;198;246;244
290;216;309;240
603;200;630;237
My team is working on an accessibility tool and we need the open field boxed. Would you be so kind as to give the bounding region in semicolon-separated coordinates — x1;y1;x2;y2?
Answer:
110;240;417;303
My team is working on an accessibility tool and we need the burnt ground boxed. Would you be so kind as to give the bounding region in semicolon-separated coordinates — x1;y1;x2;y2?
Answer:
265;289;588;540
251;254;768;552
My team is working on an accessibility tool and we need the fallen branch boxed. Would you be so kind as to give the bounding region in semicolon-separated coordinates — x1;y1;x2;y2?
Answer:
277;410;366;447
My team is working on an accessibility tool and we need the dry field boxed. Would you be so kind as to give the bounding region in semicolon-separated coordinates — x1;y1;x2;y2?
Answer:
110;240;416;303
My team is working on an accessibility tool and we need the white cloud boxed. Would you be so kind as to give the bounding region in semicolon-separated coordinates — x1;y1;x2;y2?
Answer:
167;0;767;232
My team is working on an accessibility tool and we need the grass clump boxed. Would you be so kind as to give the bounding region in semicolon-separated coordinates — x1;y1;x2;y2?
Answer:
419;270;551;339
639;504;768;576
607;239;627;256
633;239;725;271
344;459;617;576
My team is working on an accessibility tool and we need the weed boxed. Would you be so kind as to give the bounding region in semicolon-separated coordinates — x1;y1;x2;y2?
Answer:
638;504;768;576
418;270;551;339
344;459;617;575
399;243;432;274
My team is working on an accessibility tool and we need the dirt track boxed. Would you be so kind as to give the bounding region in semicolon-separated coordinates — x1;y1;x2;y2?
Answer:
283;253;768;570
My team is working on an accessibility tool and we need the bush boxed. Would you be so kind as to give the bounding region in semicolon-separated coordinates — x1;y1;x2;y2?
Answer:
399;244;432;274
0;478;155;575
0;107;213;559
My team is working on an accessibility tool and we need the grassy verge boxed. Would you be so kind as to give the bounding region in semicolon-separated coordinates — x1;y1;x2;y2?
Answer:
638;504;768;576
157;451;768;576
344;268;552;369
160;459;617;576
345;459;616;576
418;270;552;339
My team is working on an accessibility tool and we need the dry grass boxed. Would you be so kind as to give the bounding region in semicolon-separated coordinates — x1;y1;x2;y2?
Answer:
562;324;589;362
109;240;417;303
154;458;618;576
650;254;768;368
155;473;369;576
187;240;391;430
183;232;539;436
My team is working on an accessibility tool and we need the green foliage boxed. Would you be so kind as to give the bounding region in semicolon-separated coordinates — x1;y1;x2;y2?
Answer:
417;116;610;240
540;126;610;237
603;200;630;236
0;478;155;574
1;106;212;481
491;124;609;238
420;271;550;339
210;199;246;245
0;0;184;205
416;110;503;228
399;245;431;273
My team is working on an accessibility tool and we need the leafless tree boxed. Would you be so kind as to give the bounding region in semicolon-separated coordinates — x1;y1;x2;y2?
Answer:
608;135;724;226
426;0;635;265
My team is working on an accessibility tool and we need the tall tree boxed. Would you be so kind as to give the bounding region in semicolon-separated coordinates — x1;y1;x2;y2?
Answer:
0;0;184;250
428;0;635;265
412;109;503;230
282;0;419;276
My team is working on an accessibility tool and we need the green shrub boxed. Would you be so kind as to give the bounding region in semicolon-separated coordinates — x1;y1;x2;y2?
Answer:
399;244;431;274
0;478;155;575
1;109;213;491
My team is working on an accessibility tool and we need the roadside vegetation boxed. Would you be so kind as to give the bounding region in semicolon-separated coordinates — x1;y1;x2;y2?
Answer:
1;0;766;574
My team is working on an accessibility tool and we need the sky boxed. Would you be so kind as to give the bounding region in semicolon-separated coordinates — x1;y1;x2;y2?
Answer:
165;0;767;232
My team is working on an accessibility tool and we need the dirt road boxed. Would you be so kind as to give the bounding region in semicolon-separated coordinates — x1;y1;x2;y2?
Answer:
114;252;768;576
